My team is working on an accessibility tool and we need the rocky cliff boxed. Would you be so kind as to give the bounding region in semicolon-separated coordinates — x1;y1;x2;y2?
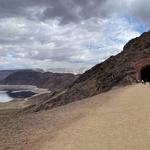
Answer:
25;31;150;111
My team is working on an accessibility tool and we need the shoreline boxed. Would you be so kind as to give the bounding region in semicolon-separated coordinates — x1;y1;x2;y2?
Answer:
0;85;51;102
0;84;50;93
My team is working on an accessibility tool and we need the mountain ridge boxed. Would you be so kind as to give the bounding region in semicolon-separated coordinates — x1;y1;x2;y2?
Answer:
0;70;79;92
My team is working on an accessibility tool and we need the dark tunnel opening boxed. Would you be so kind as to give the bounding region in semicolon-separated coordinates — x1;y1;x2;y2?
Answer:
141;65;150;82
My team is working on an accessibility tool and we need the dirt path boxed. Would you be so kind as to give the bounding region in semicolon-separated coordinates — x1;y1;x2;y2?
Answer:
1;84;150;150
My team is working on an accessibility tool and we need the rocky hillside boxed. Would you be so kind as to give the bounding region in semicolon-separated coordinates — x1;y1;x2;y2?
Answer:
27;31;150;111
0;70;79;92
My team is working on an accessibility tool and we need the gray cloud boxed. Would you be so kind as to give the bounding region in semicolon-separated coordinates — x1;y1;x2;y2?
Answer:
128;0;150;26
0;0;120;24
0;0;149;25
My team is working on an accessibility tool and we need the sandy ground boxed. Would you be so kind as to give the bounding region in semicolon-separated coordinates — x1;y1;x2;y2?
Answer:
1;84;150;150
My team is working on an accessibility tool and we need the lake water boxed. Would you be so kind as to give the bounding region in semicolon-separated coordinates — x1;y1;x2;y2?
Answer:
0;91;13;103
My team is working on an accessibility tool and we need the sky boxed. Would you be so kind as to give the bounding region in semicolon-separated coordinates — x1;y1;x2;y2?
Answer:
0;0;149;70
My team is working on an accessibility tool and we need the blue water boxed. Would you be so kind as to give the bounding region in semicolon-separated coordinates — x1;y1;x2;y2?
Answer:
0;91;13;102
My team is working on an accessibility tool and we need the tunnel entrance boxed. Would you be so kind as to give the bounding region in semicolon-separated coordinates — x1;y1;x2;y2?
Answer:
141;65;150;82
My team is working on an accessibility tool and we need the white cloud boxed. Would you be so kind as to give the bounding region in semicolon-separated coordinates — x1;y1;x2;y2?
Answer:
0;14;141;70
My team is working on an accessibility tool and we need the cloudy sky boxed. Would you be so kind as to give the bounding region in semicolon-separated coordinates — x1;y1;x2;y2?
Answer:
0;0;149;70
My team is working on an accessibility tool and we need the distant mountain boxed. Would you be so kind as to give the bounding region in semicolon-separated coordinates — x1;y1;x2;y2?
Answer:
0;70;17;80
28;31;150;111
0;70;79;92
47;68;87;74
0;69;45;81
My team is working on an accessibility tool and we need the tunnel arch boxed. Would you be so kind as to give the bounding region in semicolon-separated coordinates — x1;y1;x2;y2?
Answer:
140;65;150;82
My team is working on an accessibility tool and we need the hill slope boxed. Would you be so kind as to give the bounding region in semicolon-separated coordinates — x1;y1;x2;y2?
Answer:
31;31;150;111
41;85;150;150
41;84;150;150
1;84;150;150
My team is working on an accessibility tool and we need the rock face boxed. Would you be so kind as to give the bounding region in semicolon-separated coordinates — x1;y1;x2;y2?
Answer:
0;70;79;92
23;31;150;111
